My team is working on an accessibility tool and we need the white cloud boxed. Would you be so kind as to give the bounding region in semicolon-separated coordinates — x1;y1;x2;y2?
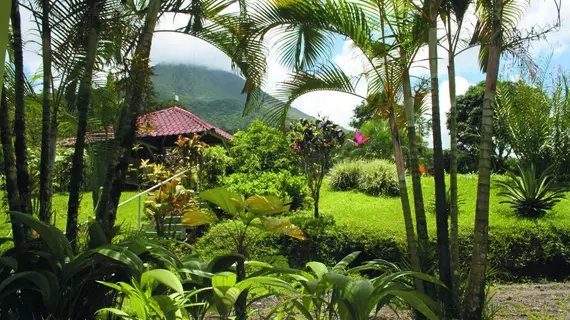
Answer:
436;76;470;149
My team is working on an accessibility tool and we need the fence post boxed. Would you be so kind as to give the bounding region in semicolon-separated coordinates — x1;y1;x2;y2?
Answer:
138;195;141;230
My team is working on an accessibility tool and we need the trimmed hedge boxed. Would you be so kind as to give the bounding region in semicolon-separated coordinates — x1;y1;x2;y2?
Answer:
193;215;570;282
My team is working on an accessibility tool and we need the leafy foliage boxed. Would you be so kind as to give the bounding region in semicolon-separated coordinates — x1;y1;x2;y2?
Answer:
225;120;309;209
290;117;345;217
328;159;399;196
496;164;567;218
201;145;231;189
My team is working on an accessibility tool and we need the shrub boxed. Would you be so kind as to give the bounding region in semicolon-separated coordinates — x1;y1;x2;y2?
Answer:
230;120;300;174
328;159;399;196
223;171;309;210
201;145;231;189
496;164;567;218
194;214;570;282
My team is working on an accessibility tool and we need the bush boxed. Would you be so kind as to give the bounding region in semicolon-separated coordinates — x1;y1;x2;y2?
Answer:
328;159;399;196
224;171;309;210
201;145;231;189
194;214;570;282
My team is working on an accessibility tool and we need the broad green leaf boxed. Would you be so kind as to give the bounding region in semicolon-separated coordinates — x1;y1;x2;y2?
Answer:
343;280;374;319
141;269;184;295
246;195;289;214
87;219;109;248
207;253;243;273
213;286;240;316
181;208;218;226
212;272;237;290
97;307;131;317
93;245;144;276
10;211;72;261
306;261;328;279
235;276;295;293
385;289;439;320
199;188;245;214
332;251;361;273
259;217;305;240
0;271;53;309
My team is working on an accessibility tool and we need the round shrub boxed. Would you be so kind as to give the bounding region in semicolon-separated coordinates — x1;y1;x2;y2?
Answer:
328;159;399;196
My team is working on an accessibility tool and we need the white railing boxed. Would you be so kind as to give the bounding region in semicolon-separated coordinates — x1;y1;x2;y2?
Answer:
118;169;191;229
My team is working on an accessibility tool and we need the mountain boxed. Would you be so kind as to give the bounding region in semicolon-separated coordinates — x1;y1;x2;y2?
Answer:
151;64;311;133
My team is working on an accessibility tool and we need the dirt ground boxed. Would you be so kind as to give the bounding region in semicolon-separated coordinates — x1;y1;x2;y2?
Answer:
491;283;570;319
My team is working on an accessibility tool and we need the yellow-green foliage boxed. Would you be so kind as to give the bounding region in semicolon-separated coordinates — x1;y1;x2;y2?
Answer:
328;159;399;196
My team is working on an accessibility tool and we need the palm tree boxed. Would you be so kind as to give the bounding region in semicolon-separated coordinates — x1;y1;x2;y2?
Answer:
464;0;559;317
421;0;454;308
66;0;111;250
252;0;426;292
442;0;472;314
0;1;11;90
0;86;25;246
11;0;32;215
38;0;55;223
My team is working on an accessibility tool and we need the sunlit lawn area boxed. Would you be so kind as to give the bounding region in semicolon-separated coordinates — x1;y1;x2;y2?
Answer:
0;191;148;238
315;174;570;235
2;174;570;238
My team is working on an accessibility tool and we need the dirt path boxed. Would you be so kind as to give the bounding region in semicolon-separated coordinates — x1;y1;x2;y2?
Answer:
492;283;570;319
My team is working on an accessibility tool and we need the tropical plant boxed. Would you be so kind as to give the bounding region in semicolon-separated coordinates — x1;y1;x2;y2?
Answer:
258;252;443;320
0;211;185;319
0;1;9;90
182;187;305;318
496;164;567;218
98;268;207;319
290;117;345;218
144;179;199;239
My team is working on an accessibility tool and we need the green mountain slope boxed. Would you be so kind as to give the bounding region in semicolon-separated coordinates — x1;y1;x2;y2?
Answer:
152;63;311;133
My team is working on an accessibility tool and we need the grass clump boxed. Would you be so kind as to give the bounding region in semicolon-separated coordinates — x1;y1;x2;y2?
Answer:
328;159;399;196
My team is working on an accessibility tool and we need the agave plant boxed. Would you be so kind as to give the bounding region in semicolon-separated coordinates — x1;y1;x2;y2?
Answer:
496;164;568;218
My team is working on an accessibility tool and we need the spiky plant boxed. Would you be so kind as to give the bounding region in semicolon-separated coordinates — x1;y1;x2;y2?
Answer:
496;164;567;218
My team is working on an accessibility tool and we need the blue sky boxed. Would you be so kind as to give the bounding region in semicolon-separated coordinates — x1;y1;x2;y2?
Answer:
17;0;568;148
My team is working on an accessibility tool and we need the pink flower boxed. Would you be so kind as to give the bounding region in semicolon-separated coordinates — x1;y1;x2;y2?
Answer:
293;144;299;151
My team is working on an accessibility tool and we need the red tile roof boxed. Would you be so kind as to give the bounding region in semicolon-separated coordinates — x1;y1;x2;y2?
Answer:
58;106;232;147
137;106;233;140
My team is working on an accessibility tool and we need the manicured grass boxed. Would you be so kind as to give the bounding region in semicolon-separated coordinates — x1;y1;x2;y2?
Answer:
314;173;570;236
3;173;570;239
0;191;148;238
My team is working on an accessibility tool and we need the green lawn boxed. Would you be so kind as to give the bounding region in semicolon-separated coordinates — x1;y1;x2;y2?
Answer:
0;191;148;237
2;174;570;238
315;174;570;235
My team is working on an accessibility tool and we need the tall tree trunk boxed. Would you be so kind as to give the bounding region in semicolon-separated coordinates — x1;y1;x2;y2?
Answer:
39;0;54;223
403;70;429;254
448;49;461;315
11;0;32;215
1;87;26;246
96;0;160;233
428;15;452;307
0;1;11;91
388;104;424;293
67;0;104;250
465;0;503;317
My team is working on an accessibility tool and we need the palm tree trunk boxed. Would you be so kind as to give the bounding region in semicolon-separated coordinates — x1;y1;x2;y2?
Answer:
448;49;461;315
0;1;11;91
67;0;104;250
428;19;452;307
388;104;424;293
465;1;503;317
1;86;26;246
403;70;429;255
11;0;32;215
39;0;54;223
96;0;161;233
